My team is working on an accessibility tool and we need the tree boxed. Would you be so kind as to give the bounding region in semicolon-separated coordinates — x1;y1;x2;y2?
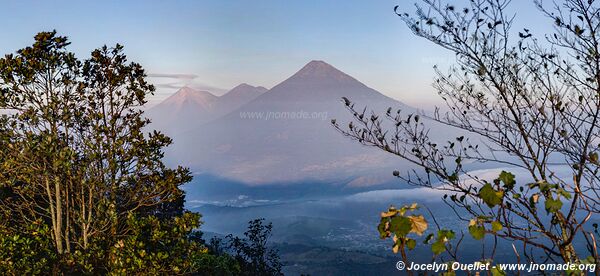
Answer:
334;0;600;268
0;31;234;274
227;219;283;276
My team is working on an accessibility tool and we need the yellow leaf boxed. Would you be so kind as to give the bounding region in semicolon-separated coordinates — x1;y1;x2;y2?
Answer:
532;194;540;203
393;243;399;253
381;210;398;218
409;215;428;235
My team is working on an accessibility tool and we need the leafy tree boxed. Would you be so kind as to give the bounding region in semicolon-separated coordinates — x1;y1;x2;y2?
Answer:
334;0;600;268
107;212;205;274
0;30;189;255
0;31;248;274
227;219;283;276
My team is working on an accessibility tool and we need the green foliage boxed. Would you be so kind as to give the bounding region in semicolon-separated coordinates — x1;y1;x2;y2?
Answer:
108;212;204;274
192;253;241;276
468;218;487;240
227;219;283;276
423;229;456;256
0;31;252;274
379;204;429;254
491;221;503;232
0;220;57;274
440;270;457;276
497;171;515;190
468;225;486;240
527;181;570;214
390;216;412;236
545;197;563;214
406;238;417;250
431;240;446;255
377;203;463;263
491;265;506;276
478;183;504;207
335;0;600;266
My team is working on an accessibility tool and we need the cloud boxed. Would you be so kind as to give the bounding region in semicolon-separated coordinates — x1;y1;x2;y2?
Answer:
187;195;278;208
346;188;446;203
147;73;198;80
457;166;573;187
345;165;574;203
154;82;186;89
301;153;387;173
146;72;228;96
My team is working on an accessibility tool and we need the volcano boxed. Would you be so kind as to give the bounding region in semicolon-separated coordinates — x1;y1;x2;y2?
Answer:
164;60;418;185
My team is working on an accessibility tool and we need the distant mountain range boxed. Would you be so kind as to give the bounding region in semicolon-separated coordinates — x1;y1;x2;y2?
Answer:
148;84;267;135
148;60;432;186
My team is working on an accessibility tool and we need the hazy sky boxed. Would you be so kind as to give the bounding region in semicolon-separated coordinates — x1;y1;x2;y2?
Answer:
0;0;553;107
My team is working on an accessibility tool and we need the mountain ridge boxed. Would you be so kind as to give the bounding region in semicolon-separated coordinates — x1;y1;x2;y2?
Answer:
147;83;266;135
163;60;417;185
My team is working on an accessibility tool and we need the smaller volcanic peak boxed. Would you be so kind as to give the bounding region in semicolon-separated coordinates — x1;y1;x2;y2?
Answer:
221;83;267;101
162;86;218;110
147;84;268;134
231;83;266;91
146;86;219;135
